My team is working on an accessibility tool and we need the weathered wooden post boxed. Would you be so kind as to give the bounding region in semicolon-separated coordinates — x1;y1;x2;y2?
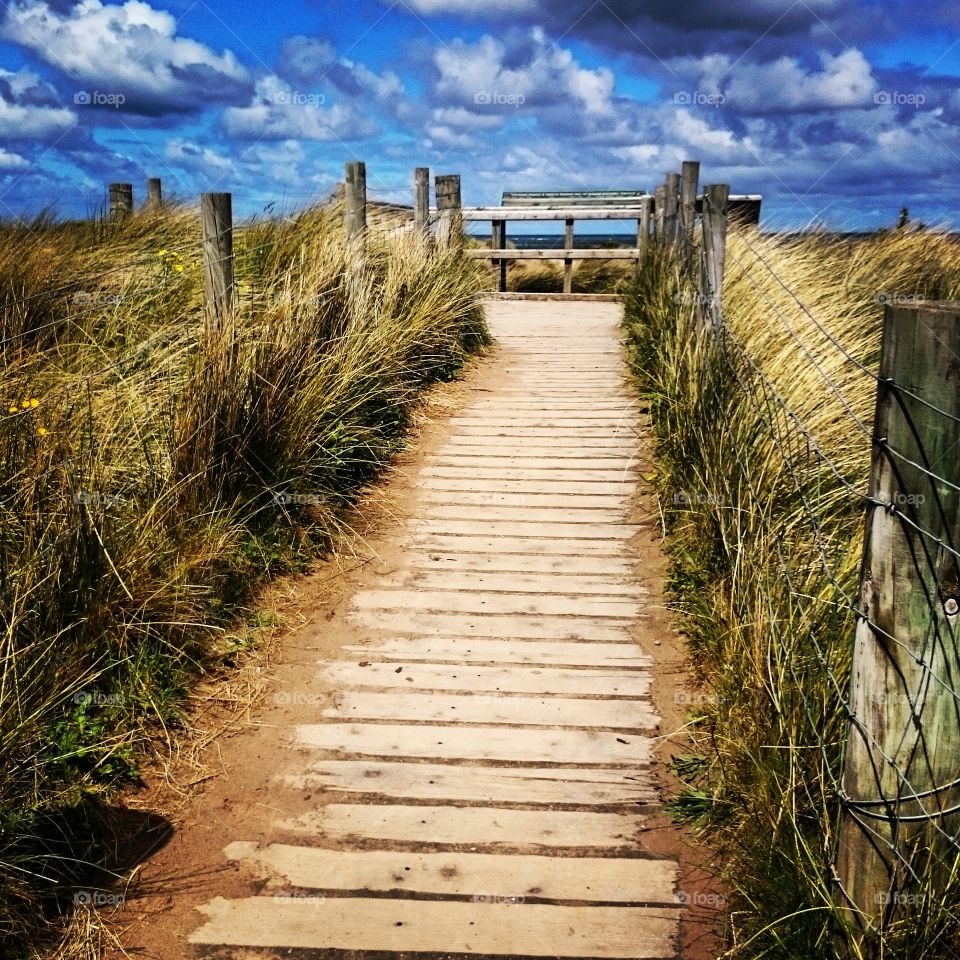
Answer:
435;174;462;250
491;219;507;293
146;178;162;210
654;185;666;241
414;166;430;233
201;192;234;331
344;161;367;242
109;182;133;218
639;196;652;260
680;161;699;243
700;183;729;328
835;300;960;952
563;217;575;295
664;172;680;245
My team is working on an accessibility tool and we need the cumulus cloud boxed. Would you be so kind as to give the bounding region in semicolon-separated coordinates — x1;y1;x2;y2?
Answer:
1;0;252;114
0;67;75;139
222;74;377;141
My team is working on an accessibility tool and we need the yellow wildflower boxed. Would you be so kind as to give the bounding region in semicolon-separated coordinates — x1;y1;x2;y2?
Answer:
7;405;17;414
173;263;184;273
21;399;30;408
29;398;39;408
36;426;48;436
158;249;168;256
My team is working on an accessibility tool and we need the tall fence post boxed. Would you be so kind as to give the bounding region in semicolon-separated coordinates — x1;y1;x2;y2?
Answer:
664;172;680;245
654;185;666;241
345;161;367;243
563;217;575;295
435;174;462;250
146;178;162;210
491;219;507;293
680;161;699;243
414;166;430;234
639;196;652;262
109;182;133;219
201;192;234;331
835;300;960;949
700;183;729;328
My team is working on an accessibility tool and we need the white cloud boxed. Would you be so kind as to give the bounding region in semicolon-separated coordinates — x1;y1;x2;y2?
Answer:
1;0;250;111
0;67;75;138
0;147;29;168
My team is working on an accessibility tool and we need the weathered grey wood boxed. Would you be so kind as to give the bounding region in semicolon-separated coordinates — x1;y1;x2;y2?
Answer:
638;196;652;259
563;217;574;294
465;248;639;260
680;161;699;242
200;192;234;330
654;185;665;240
701;183;730;328
344;161;367;241
836;301;960;943
491;219;507;292
435;174;462;249
413;166;430;233
663;173;680;244
455;207;648;222
146;178;162;210
108;182;132;218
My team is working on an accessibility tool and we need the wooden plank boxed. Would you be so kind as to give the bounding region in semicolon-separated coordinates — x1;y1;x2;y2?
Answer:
462;206;649;220
279;803;645;848
408;520;642;540
466;248;640;260
405;535;632;558
417;491;630;510
420;505;627;524
322;691;657;729
401;552;635;575
342;638;651;667
294;723;652;764
190;896;678;957
419;466;637;482
382;570;644;597
415;479;634;495
224;844;677;902
321;661;649;696
348;608;634;640
283;760;658;805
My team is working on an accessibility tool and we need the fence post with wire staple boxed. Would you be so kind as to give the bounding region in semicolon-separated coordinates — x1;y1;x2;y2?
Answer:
680;161;699;243
146;178;162;210
435;174;462;250
664;172;680;245
201;192;234;331
654;185;666;241
639;195;652;262
109;183;133;218
835;300;960;947
345;161;367;243
414;166;430;234
700;184;729;328
491;218;507;292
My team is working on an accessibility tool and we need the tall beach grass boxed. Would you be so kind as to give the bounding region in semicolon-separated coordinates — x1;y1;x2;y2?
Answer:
0;198;487;957
624;227;960;959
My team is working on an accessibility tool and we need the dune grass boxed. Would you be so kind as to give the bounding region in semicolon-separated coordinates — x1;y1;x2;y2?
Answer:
623;227;960;959
0;198;487;957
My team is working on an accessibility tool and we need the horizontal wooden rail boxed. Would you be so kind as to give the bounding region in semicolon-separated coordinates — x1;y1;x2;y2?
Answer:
465;248;639;260
449;207;648;222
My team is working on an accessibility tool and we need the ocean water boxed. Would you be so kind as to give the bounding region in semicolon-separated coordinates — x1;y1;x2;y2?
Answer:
468;232;638;249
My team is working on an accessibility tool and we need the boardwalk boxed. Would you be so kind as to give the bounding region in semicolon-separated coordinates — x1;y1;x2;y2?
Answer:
187;301;680;958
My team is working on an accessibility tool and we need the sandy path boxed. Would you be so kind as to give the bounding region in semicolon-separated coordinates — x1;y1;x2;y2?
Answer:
110;300;706;960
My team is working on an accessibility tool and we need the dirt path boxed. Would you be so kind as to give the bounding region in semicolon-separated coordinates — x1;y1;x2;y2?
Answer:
110;300;716;960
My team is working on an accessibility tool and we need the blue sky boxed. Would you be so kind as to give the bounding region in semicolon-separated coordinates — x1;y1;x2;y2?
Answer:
0;0;957;229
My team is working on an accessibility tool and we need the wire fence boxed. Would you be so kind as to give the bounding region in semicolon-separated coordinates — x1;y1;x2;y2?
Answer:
659;189;960;957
